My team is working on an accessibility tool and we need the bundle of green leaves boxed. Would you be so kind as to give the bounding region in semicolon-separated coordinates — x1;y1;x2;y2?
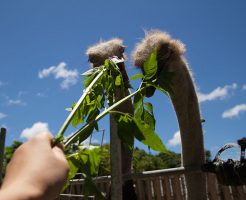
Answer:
56;50;170;198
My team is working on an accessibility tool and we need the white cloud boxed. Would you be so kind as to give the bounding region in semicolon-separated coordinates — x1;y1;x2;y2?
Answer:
0;112;7;120
38;62;79;89
222;104;246;118
20;122;50;139
243;85;246;90
7;99;26;106
168;131;181;147
197;83;237;103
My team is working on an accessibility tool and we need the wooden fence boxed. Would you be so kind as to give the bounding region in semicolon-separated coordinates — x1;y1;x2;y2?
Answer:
57;167;246;200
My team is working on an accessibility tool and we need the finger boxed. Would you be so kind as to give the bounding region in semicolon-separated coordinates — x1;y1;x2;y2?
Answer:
52;146;69;166
28;132;54;147
35;132;53;141
54;142;65;152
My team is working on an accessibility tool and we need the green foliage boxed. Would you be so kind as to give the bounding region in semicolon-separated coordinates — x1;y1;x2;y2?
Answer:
82;173;106;199
54;50;173;197
130;74;145;81
63;55;168;152
133;148;167;172
98;144;111;176
91;145;182;174
205;150;212;162
111;110;168;153
143;49;158;80
157;151;181;169
64;146;106;199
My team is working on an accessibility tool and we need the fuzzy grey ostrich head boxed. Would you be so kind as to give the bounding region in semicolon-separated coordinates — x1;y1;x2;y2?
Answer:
132;30;186;69
131;30;186;97
86;38;126;67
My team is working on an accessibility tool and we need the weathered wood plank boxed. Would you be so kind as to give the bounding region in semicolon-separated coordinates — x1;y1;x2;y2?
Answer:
136;179;145;200
230;185;246;200
144;178;153;200
220;186;232;200
161;176;172;200
180;175;186;199
207;173;219;200
153;177;162;200
235;185;246;200
172;176;183;200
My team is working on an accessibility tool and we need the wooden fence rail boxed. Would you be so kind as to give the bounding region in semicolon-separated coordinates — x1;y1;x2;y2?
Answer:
57;167;246;200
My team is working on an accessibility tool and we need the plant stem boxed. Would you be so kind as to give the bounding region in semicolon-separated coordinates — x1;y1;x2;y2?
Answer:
56;68;106;139
64;87;145;148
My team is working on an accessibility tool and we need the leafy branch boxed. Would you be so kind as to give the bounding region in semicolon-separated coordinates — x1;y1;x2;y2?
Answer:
54;50;170;197
54;66;107;145
54;50;170;152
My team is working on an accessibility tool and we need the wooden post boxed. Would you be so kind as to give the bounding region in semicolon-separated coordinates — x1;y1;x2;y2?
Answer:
0;128;6;183
110;116;122;200
109;60;134;200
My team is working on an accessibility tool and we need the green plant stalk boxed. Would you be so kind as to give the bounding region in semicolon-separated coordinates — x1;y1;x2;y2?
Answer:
64;86;145;148
55;67;107;143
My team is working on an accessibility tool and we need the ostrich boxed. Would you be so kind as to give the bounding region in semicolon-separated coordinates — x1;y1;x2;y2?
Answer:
86;39;137;200
132;30;207;200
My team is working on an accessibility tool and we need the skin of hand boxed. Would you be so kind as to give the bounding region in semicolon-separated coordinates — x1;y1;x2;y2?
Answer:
0;132;69;200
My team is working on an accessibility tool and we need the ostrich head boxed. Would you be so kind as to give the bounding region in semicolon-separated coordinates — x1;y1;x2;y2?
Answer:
86;38;126;67
132;30;186;97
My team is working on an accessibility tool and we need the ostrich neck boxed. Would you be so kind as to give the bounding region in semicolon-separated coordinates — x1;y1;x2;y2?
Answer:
168;61;205;167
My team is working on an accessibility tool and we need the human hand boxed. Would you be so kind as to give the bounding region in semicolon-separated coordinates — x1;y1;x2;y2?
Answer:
0;132;69;200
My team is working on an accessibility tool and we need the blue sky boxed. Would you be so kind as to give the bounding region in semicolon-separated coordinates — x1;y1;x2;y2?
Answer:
1;0;246;158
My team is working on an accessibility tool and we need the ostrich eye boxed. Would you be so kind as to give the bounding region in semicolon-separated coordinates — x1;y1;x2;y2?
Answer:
120;46;126;53
88;55;98;63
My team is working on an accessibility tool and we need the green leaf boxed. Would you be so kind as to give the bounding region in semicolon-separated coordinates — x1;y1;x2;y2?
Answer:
141;108;156;131
146;83;169;96
94;121;99;131
111;111;166;153
134;118;168;153
62;155;80;191
144;102;153;114
86;108;100;123
82;174;106;199
94;84;104;100
84;71;98;87
71;106;84;127
104;59;109;67
133;93;143;110
80;148;101;175
130;74;145;81
113;113;135;151
115;75;122;86
78;123;95;144
143;49;158;80
96;95;102;108
134;103;143;120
